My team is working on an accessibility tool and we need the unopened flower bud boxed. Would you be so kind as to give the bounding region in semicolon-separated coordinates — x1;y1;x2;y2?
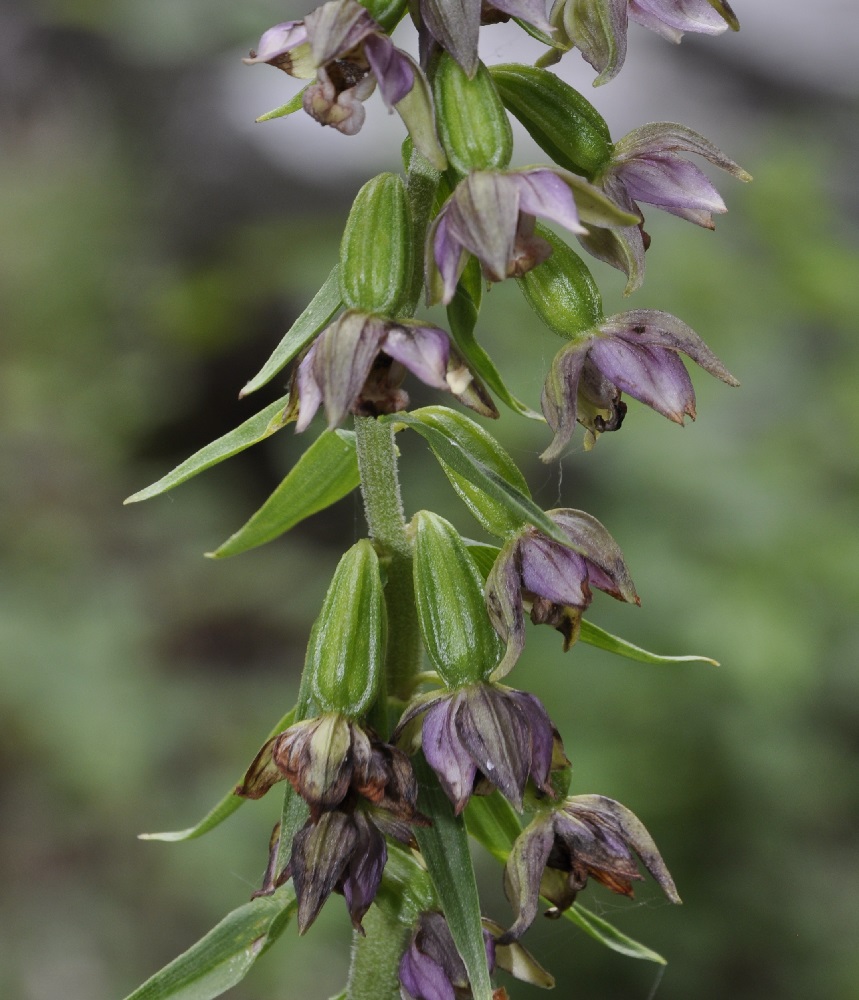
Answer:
412;511;503;687
306;539;385;717
491;64;613;180
517;226;603;339
433;54;513;175
340;172;413;316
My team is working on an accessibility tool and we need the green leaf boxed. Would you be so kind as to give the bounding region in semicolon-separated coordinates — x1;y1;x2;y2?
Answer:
464;791;522;863
413;755;493;1000
409;405;532;537
240;266;342;397
564;905;667;965
388;411;569;545
124;396;290;504
465;792;667;965
206;430;360;559
465;541;501;580
139;707;296;842
579;620;718;666
255;87;307;122
121;886;297;1000
447;258;542;420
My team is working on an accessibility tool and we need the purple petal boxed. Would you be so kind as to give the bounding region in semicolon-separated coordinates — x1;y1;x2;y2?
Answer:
540;339;590;463
484;540;527;677
364;34;415;107
519;534;591;608
600;309;739;385
313;311;387;427
613;154;726;227
341;813;387;930
416;912;470;988
421;696;477;814
295;343;324;433
244;21;309;64
588;336;696;424
512;170;588;236
444;173;521;284
289;812;357;933
630;0;730;40
614;123;751;181
303;70;371;136
489;0;553;34
382;324;450;390
567;0;628;85
507;690;556;792
420;0;481;77
305;0;376;66
457;686;530;810
429;210;468;306
500;818;556;942
399;942;456;1000
549;509;639;604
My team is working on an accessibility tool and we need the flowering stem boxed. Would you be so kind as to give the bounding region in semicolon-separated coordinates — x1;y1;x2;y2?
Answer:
354;414;421;705
347;904;411;1000
403;147;441;317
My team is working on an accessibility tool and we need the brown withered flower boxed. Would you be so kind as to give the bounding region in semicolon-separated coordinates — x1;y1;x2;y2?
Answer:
500;794;681;942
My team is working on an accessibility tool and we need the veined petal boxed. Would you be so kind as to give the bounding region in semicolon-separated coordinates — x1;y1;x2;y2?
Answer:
490;0;554;34
508;690;557;793
549;509;639;603
341;813;387;930
600;309;740;385
445;173;522;283
457;685;530;809
421;696;478;814
313;311;387;427
399;943;456;1000
614;155;726;227
630;0;729;40
305;0;376;66
419;0;482;77
500;817;556;942
383;324;450;389
519;534;591;608
566;0;629;85
363;33;415;107
244;21;312;73
512;169;588;235
295;342;325;433
428;211;467;306
289;811;357;933
588;336;696;423
540;339;591;462
613;123;752;182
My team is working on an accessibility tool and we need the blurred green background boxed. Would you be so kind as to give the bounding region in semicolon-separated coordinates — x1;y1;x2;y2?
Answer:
2;2;858;999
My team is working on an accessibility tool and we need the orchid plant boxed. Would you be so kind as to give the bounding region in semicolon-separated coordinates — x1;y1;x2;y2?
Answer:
122;2;747;998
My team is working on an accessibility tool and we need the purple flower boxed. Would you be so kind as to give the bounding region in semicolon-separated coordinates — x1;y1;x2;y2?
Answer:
545;0;738;85
395;683;565;815
427;169;592;306
291;311;497;431
540;308;739;459
245;0;445;165
416;0;554;78
500;794;681;942
399;911;555;999
486;508;639;676
580;123;751;293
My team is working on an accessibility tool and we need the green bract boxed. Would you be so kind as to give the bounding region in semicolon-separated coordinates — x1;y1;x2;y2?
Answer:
339;173;413;316
491;64;613;180
433;54;513;176
306;539;386;717
517;225;603;338
411;511;503;686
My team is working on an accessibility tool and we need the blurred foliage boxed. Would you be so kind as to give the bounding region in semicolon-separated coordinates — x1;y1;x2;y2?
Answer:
2;4;858;1000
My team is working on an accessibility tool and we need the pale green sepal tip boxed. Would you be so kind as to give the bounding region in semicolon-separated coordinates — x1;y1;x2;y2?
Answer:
579;620;718;666
255;87;306;122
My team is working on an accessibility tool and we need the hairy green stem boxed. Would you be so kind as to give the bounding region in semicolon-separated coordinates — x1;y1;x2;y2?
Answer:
354;415;421;705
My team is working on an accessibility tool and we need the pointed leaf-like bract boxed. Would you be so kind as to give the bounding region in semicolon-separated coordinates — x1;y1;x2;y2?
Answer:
207;430;359;558
240;266;342;397
412;510;503;686
412;753;494;1000
388;412;571;546
124;396;291;504
120;886;297;1000
579;619;718;665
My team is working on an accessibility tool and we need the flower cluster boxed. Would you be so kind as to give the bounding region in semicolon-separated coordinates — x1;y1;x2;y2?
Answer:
124;0;749;997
